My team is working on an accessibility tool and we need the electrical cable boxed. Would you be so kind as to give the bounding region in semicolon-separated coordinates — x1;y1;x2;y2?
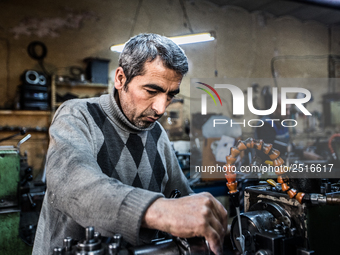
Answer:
27;41;47;60
38;60;50;76
328;133;340;160
129;0;143;39
214;34;218;77
27;41;50;76
179;0;194;33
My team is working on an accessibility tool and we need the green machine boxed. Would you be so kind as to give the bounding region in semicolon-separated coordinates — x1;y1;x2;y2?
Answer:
0;133;33;255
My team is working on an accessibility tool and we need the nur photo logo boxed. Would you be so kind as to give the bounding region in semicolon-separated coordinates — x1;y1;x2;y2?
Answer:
196;82;222;115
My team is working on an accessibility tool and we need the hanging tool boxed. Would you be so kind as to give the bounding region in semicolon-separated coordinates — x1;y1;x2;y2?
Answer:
17;134;31;153
0;128;26;143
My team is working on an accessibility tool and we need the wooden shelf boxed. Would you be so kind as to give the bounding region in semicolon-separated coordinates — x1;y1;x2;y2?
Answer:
0;109;51;134
55;82;108;89
51;75;109;114
0;110;51;116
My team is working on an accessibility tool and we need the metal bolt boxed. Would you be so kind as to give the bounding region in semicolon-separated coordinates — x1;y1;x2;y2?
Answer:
255;250;269;255
108;243;119;255
113;234;122;248
113;234;121;241
86;226;95;241
63;237;73;251
94;231;101;240
53;247;63;255
290;228;296;236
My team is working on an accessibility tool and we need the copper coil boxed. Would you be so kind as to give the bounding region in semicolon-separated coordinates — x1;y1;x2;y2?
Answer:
273;157;284;167
224;164;236;182
277;175;284;183
227;182;238;193
296;192;305;204
225;174;236;183
287;188;297;199
224;164;234;173
254;139;263;150
281;183;290;191
274;166;286;175
262;143;273;154
230;147;240;157
236;140;247;151
224;164;231;169
224;137;306;204
226;155;237;165
269;148;280;160
244;138;254;149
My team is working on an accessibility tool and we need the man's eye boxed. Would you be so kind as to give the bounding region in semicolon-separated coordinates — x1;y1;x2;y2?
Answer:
146;90;157;95
168;94;176;101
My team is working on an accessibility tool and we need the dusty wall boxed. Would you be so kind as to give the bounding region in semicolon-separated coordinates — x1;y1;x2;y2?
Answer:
0;0;340;137
0;1;339;100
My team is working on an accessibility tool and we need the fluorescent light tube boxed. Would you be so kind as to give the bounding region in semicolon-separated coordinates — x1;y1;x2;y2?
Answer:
110;32;215;52
169;32;214;45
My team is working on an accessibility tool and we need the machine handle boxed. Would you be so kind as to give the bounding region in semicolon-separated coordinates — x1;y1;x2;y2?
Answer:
0;128;26;143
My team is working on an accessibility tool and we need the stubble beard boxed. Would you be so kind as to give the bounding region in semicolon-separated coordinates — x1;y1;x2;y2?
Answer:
133;108;163;129
121;100;162;129
117;90;163;129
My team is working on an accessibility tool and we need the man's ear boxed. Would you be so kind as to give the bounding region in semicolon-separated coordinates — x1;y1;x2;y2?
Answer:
114;67;126;90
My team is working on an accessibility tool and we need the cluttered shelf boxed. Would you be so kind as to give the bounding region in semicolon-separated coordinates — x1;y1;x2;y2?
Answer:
0;109;51;134
54;82;108;89
51;75;109;113
0;110;51;116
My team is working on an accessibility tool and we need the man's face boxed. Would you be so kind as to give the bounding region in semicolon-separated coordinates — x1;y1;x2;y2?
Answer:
115;57;183;129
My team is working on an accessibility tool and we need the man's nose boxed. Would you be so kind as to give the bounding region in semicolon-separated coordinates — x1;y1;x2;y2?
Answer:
151;95;168;116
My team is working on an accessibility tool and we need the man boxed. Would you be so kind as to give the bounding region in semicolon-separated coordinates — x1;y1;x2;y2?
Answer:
33;33;228;255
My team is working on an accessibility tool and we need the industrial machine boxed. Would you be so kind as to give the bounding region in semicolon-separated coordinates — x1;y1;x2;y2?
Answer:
0;129;35;255
52;190;211;255
225;138;340;255
48;136;340;255
52;226;210;255
231;182;340;255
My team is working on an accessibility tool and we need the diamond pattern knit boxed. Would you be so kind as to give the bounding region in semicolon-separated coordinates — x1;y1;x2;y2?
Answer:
87;102;165;191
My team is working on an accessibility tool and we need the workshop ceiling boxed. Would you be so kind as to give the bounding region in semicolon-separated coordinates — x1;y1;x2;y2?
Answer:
205;0;340;25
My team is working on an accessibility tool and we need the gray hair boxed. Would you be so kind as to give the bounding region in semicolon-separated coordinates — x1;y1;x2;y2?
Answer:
118;33;188;90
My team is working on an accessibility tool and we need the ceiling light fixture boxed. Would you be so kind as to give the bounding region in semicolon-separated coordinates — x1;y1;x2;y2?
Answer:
110;32;215;52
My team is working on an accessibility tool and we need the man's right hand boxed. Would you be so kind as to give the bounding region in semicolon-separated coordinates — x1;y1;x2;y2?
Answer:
142;192;228;255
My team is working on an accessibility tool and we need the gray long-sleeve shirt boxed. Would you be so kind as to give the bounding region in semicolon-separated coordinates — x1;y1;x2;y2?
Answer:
32;92;192;255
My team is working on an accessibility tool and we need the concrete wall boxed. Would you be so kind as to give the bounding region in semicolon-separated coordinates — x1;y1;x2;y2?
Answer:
0;0;340;128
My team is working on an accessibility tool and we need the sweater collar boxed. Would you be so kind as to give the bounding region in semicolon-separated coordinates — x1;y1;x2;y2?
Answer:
99;89;156;133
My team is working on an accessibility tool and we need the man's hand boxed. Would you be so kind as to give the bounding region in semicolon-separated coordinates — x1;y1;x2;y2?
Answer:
142;192;228;255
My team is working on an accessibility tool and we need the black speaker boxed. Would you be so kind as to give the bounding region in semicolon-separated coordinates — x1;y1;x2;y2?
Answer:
84;58;110;85
20;70;50;110
21;70;47;86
